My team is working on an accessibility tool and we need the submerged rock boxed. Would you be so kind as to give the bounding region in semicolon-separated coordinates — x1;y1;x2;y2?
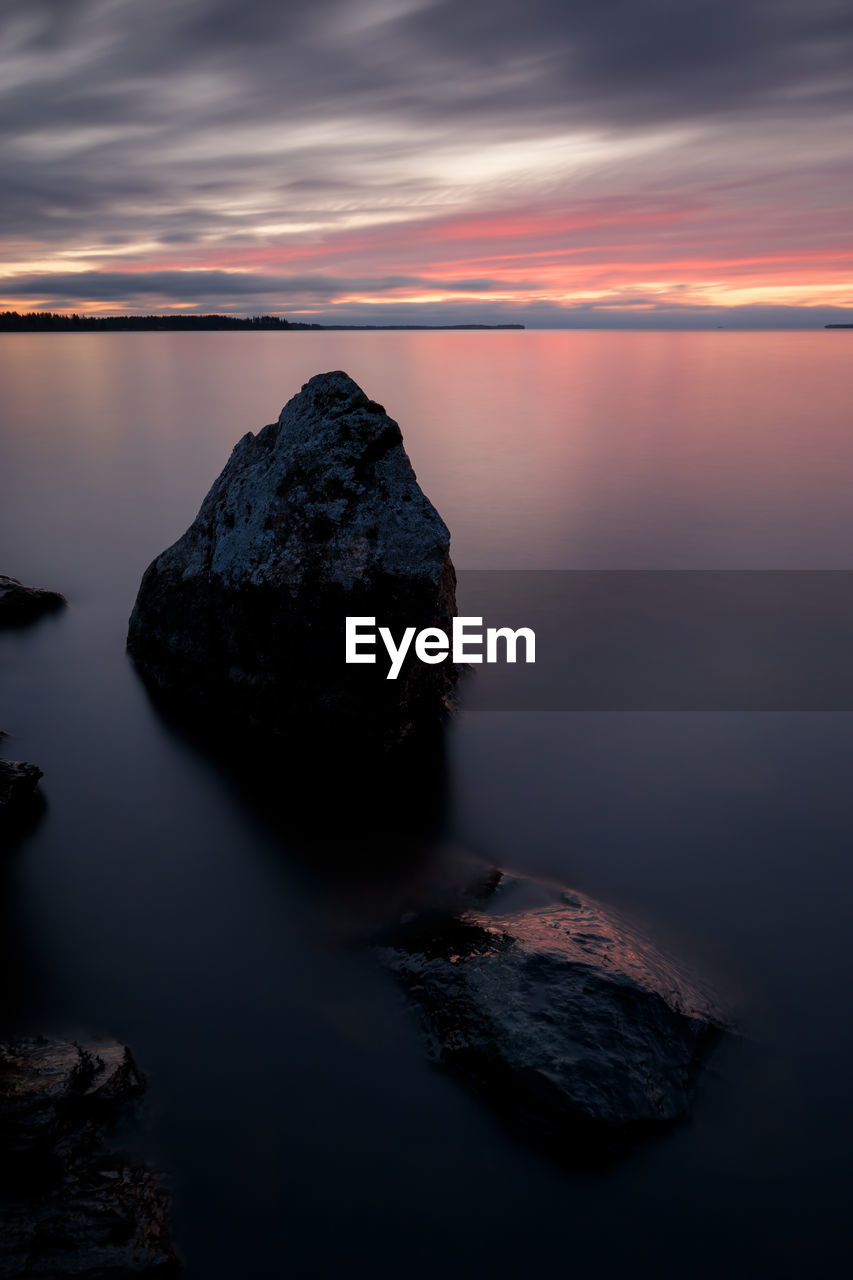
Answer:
377;869;724;1159
0;576;66;627
0;1036;178;1278
127;371;456;747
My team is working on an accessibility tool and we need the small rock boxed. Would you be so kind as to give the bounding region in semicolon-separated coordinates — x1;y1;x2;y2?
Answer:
0;576;66;627
0;758;43;818
377;870;724;1160
0;1037;179;1278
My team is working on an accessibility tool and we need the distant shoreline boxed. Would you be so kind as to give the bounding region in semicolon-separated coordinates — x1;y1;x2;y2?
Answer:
0;312;524;332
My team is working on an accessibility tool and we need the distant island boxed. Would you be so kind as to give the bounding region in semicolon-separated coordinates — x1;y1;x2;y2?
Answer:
825;324;853;329
0;311;524;332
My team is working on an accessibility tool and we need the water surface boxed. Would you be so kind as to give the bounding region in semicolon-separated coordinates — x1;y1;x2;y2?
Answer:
2;331;852;1278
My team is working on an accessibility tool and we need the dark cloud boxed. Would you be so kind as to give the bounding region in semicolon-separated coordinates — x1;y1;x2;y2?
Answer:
284;300;853;330
0;0;850;318
6;0;850;130
404;0;853;120
0;269;527;301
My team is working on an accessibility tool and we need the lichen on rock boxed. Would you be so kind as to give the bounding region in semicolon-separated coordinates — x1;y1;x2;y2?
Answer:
127;371;456;747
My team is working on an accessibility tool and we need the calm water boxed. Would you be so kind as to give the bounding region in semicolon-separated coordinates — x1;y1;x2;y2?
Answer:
2;331;853;1278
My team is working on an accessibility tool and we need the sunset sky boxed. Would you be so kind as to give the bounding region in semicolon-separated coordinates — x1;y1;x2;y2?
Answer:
1;0;851;325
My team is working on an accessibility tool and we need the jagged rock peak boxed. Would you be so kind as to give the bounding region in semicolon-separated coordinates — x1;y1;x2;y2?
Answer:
169;369;451;591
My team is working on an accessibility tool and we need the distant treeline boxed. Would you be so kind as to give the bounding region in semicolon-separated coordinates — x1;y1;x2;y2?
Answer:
0;311;295;331
0;311;524;332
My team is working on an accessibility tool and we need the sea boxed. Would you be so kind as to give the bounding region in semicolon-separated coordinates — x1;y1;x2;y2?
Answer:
2;329;852;1278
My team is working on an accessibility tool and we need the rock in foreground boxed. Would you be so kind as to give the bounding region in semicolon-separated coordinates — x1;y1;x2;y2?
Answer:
128;371;456;748
0;576;66;627
377;870;723;1159
0;1037;178;1278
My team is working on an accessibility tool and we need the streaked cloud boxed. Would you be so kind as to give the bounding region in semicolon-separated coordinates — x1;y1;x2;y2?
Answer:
0;0;851;322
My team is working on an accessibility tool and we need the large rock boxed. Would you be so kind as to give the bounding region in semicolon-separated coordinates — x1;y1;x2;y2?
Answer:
127;371;456;748
0;576;65;627
0;1037;178;1277
377;869;723;1159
